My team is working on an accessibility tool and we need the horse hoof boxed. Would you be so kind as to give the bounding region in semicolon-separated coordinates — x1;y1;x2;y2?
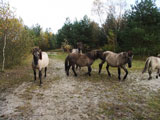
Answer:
156;76;158;79
148;77;152;80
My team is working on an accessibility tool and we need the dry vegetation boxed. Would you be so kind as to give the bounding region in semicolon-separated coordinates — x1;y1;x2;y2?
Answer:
0;51;160;120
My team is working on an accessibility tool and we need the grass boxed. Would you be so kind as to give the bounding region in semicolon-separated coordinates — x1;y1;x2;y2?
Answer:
0;57;33;94
48;51;68;60
1;50;160;120
48;51;160;119
48;50;145;72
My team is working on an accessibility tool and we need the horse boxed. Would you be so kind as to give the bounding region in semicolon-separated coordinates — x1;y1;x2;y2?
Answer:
77;42;84;53
142;56;160;80
32;48;49;86
72;48;83;69
99;51;133;81
72;48;82;54
65;50;102;76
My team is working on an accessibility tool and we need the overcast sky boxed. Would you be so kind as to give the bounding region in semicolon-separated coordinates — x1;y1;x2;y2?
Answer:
9;0;160;33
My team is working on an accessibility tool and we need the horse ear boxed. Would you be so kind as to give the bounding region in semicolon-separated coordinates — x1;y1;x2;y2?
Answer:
39;51;42;60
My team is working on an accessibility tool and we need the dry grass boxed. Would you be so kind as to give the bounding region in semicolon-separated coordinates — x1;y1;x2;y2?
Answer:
1;51;160;120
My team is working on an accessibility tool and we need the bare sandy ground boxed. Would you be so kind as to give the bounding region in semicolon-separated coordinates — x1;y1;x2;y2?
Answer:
0;55;160;120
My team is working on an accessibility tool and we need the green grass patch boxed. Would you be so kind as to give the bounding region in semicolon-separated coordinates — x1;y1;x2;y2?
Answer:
48;51;68;60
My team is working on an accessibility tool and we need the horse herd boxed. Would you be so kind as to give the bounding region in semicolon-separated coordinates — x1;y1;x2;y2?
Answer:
32;47;160;86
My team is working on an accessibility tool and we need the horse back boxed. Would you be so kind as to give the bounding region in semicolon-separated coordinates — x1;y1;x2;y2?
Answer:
38;52;49;69
103;51;126;67
68;53;93;67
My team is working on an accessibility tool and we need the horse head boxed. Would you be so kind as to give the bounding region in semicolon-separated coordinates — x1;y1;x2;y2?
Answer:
32;48;42;65
123;51;133;68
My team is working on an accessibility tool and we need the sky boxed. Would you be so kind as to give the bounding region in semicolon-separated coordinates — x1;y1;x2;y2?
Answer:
9;0;160;34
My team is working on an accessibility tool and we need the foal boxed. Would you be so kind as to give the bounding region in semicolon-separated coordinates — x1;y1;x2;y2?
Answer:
99;51;133;81
32;48;49;86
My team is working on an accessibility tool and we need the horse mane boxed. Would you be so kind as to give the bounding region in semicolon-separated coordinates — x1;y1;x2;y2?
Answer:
85;51;97;60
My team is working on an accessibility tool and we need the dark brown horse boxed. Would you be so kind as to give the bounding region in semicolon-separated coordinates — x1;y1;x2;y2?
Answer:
99;51;133;81
65;50;102;76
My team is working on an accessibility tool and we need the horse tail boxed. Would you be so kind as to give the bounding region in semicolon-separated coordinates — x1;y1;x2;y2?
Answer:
65;55;69;73
142;58;150;74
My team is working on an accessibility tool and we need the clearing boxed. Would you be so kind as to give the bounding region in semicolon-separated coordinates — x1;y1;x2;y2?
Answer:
0;52;160;120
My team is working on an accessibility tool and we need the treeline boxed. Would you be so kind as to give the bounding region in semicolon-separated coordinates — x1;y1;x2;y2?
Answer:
0;0;160;70
57;0;160;55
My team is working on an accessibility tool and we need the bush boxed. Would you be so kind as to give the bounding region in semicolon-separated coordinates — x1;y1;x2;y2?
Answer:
101;44;115;51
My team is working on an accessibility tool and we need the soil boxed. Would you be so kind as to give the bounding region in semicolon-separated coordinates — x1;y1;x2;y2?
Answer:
0;53;160;120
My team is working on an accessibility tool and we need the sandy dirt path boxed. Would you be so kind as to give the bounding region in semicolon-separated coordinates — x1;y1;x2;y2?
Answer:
0;53;160;120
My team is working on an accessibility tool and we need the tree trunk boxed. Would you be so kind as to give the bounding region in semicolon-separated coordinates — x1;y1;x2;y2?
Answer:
2;34;6;71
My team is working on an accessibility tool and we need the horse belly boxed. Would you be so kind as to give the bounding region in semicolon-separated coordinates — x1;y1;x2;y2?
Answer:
106;59;118;67
76;58;90;67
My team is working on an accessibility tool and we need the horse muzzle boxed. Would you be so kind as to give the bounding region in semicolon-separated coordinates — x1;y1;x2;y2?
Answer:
128;64;132;68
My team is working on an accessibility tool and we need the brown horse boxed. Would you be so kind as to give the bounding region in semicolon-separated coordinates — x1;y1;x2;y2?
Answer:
65;50;102;76
77;42;84;53
99;51;133;81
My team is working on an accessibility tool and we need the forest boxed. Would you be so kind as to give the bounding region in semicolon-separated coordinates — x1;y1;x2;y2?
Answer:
0;0;160;70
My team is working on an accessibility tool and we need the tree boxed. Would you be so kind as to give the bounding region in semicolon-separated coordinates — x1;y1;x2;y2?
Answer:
119;0;160;55
56;16;103;50
0;0;15;71
92;0;127;51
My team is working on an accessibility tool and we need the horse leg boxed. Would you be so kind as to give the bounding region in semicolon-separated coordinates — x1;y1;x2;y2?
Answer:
39;70;42;86
44;67;47;77
121;66;128;80
33;69;36;82
156;69;159;79
76;65;78;69
88;66;92;76
67;65;71;76
106;64;111;77
148;69;152;80
118;67;121;81
99;60;105;74
72;65;77;76
76;65;80;70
